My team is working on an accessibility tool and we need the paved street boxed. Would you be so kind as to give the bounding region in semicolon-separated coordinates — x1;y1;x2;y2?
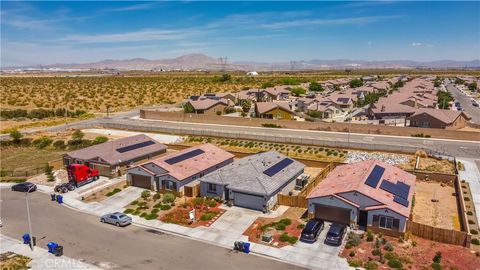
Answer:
446;83;480;124
0;190;303;270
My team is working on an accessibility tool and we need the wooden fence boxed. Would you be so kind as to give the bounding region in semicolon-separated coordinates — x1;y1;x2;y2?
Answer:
406;220;471;248
277;163;336;208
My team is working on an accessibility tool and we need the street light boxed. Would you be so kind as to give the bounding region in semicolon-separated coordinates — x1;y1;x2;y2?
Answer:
25;185;36;251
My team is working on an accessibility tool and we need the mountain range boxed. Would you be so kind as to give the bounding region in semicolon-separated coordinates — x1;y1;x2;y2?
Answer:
7;54;480;71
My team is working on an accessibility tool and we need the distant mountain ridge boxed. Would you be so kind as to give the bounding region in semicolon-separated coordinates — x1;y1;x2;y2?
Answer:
7;53;480;71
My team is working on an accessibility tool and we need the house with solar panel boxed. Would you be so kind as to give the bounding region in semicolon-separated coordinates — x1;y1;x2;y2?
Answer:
198;151;305;211
63;134;167;177
127;144;234;193
307;160;416;234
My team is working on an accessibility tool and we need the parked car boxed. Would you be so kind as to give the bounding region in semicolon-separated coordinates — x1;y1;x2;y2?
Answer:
11;182;37;193
324;223;347;246
100;212;132;227
300;219;324;243
472;102;479;107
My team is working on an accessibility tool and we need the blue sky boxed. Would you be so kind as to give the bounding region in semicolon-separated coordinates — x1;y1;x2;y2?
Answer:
1;1;479;67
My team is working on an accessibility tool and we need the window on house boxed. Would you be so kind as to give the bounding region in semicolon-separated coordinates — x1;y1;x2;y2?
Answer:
165;180;175;190
379;216;394;229
208;183;216;192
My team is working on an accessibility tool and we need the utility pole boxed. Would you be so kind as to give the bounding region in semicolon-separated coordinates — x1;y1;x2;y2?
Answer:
25;185;35;250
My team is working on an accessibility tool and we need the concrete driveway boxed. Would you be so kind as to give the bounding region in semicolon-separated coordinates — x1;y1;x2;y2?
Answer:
101;186;144;208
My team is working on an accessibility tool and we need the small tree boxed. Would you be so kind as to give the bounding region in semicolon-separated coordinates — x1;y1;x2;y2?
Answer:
183;102;194;113
72;129;85;142
93;136;108;144
290;87;307;97
349;79;364;88
10;129;23;144
241;100;252;113
141;190;151;202
308;81;324;92
45;163;53;175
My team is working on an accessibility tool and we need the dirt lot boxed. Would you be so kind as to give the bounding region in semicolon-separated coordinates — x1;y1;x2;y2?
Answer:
398;156;455;174
412;181;460;230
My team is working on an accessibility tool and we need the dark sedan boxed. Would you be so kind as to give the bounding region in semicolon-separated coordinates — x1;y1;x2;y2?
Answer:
324;223;347;246
300;219;324;243
11;182;37;193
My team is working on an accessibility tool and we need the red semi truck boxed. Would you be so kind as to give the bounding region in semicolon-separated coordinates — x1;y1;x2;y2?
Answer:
55;164;100;193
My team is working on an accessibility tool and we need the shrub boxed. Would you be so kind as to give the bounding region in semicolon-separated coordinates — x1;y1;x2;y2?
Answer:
151;208;159;214
53;140;66;149
279;233;290;242
106;188;122;197
297;224;305;229
471;238;480;245
279;218;292;226
349;251;355;257
363;261;378;270
347;233;362;247
470;229;478;235
32;136;53;149
9;129;23;144
153;193;161;201
387;258;402;269
261;123;281;128
348;259;362;267
200;211;218;221
193;197;204;207
153;203;162;208
288;236;298;245
124;209;134;214
467;211;473;215
216;110;222;116
345;243;353;249
140;212;147;218
431;262;442;270
160;204;172;211
432;251;442;263
145;213;158;220
468;219;475;224
141;190;151;201
275;223;286;230
464;197;470;201
132;210;141;215
206;199;217;207
384;242;394;252
372;248;382;256
93;136;108;144
162;193;176;204
366;230;374;242
130;200;139;205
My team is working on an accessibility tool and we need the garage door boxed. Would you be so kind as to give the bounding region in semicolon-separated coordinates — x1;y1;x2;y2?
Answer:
233;192;264;211
314;204;351;225
131;174;151;189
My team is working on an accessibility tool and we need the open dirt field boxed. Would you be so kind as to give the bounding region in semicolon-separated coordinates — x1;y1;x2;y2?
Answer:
412;181;460;230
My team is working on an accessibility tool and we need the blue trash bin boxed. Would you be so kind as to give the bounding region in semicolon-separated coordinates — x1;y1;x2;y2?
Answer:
22;234;30;244
47;242;58;254
243;242;250;254
56;195;63;204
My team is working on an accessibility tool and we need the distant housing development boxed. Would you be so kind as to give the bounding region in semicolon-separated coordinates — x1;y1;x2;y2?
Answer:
307;160;416;233
63;134;167;177
199;151;305;211
127;144;234;192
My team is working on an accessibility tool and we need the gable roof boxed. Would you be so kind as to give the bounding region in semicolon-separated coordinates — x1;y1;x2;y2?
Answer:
199;151;305;196
137;143;234;181
66;134;166;166
188;98;231;111
256;102;293;114
307;160;416;217
409;108;471;124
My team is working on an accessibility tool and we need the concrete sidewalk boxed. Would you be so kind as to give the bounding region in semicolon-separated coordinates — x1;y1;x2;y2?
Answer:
0;234;99;270
457;158;480;220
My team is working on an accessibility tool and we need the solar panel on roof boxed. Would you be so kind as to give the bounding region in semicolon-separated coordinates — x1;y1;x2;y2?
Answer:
263;158;294;177
116;140;156;153
165;149;205;165
365;165;385;188
393;196;409;207
380;180;410;199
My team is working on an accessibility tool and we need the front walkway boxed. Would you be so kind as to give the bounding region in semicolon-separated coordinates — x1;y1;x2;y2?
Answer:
0;234;99;270
457;158;480;220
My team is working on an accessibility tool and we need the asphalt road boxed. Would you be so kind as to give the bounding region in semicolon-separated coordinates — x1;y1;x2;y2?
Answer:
446;83;480;124
0;190;303;270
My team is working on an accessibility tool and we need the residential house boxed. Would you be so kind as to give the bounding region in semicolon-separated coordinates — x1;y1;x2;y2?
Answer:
64;134;167;177
408;108;471;130
255;102;294;120
307;160;416;234
127;144;234;192
199;151;305;211
185;98;233;115
262;86;291;102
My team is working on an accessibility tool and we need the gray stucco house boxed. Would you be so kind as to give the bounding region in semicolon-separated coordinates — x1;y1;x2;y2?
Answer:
199;151;305;211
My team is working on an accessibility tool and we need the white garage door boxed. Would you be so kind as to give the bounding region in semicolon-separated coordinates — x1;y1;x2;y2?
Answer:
233;192;264;211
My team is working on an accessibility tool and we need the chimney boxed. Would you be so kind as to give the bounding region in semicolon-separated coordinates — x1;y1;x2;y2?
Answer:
381;105;385;112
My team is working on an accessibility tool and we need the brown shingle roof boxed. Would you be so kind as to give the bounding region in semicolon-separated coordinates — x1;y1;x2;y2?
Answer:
409;108;471;124
256;102;293;114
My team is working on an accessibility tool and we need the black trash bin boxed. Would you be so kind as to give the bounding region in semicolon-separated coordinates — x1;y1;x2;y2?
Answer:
51;194;57;201
31;236;36;247
54;245;63;257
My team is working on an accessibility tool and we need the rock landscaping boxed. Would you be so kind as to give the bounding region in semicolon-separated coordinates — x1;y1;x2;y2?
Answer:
159;196;225;227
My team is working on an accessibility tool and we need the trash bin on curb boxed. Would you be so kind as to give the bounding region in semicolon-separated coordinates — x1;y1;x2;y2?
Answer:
243;242;250;254
47;242;58;254
233;241;244;252
22;234;30;245
54;245;63;257
51;194;57;201
56;195;63;204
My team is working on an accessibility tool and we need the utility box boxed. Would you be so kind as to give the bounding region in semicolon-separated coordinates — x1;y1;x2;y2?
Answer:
262;234;272;243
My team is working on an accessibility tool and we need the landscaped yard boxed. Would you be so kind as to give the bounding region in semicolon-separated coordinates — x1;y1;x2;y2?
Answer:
82;181;127;203
412;181;460;230
342;230;480;270
243;207;306;248
461;180;480;251
182;136;348;162
0;252;32;270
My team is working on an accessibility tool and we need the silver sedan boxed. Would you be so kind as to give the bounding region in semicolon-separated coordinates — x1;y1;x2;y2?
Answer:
100;212;132;227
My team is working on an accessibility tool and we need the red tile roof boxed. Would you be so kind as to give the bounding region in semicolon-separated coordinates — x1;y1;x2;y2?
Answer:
307;160;416;217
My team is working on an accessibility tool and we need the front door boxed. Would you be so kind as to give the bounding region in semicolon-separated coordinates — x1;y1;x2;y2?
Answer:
358;210;368;227
224;187;229;201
